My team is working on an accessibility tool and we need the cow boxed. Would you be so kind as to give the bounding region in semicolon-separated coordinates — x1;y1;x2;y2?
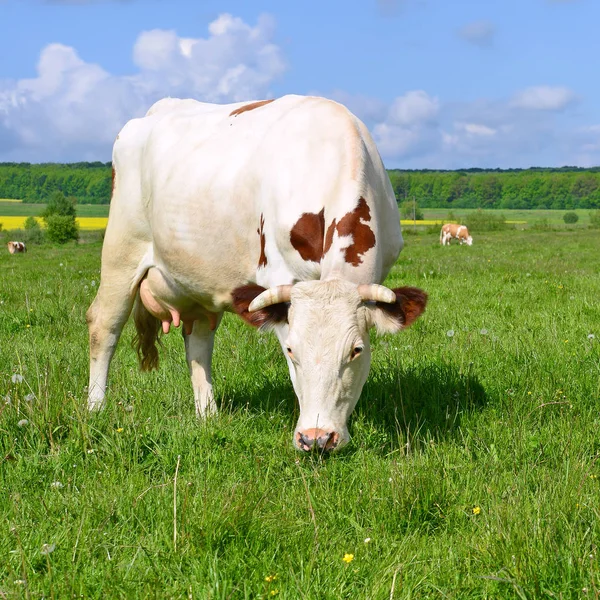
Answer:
7;241;27;254
87;95;428;452
440;223;473;246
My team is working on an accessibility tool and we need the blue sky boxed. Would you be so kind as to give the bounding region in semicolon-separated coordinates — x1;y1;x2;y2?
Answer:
0;0;598;168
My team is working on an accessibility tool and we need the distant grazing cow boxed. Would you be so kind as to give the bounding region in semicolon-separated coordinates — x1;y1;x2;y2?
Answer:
7;241;27;254
87;94;428;453
440;224;473;246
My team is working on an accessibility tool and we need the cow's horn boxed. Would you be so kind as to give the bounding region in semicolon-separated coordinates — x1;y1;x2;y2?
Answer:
357;284;397;304
248;285;293;312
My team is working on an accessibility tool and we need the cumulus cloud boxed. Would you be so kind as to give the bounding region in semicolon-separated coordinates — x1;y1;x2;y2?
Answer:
0;13;285;161
510;85;577;111
367;85;588;168
457;20;495;46
372;91;441;158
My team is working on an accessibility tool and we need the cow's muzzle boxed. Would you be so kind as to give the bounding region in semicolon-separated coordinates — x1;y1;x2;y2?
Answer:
295;428;340;452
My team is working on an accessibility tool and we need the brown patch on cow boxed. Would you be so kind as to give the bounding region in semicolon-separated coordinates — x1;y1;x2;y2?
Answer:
257;214;267;268
290;208;325;263
231;285;289;329
334;197;376;266
324;218;336;255
229;99;275;117
376;287;428;328
111;166;116;196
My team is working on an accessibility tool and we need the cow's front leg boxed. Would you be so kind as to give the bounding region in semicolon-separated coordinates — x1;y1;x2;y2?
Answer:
184;314;223;417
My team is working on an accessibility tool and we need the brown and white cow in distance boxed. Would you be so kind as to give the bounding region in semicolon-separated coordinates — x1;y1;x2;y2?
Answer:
7;241;27;254
87;95;428;452
440;223;473;246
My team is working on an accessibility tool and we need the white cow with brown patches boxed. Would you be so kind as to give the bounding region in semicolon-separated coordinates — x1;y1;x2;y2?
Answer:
7;241;27;254
440;223;473;246
87;95;427;452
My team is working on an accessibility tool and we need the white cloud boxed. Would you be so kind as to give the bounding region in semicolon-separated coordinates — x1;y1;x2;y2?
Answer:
368;86;593;169
0;13;285;161
457;20;495;46
510;85;577;111
372;91;441;158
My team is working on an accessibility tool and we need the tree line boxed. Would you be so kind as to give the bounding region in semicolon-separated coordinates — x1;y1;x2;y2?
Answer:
1;162;600;209
388;168;600;209
0;162;112;204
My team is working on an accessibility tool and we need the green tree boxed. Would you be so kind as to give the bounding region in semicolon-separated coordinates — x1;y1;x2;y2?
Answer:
45;215;79;244
400;200;424;221
42;190;77;218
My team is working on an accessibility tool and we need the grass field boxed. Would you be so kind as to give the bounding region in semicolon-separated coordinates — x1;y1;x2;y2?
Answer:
0;201;109;218
1;229;599;598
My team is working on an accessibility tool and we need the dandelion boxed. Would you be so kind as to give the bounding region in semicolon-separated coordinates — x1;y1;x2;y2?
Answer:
270;591;279;597
24;393;34;402
480;328;488;335
91;280;96;287
40;543;56;555
124;405;134;413
527;391;532;395
446;330;455;338
50;481;64;489
564;340;569;343
588;334;596;340
265;575;277;583
472;506;481;515
343;553;354;563
364;537;371;544
116;427;124;433
26;324;30;328
11;374;24;384
4;394;11;405
17;419;29;427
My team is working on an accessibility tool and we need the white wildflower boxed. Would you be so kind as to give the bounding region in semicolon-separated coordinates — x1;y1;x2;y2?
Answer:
480;329;488;335
17;419;29;427
11;374;24;384
40;543;56;555
124;405;133;413
50;481;64;489
24;393;35;402
14;579;26;585
446;330;455;338
588;334;595;340
87;449;95;454
91;280;96;287
364;537;371;544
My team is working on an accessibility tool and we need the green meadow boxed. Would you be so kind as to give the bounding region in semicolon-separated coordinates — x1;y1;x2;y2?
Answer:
1;228;599;598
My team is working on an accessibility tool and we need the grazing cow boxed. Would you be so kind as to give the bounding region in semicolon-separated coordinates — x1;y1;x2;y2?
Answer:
7;241;27;254
440;223;473;246
87;95;428;452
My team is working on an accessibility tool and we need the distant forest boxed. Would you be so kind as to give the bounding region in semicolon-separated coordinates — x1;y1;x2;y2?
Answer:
1;162;600;209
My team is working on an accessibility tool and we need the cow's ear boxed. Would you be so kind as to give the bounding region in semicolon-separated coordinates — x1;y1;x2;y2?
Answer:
232;285;289;330
364;287;427;334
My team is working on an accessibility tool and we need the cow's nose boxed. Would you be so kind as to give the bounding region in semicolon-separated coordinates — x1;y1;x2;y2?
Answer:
296;428;339;452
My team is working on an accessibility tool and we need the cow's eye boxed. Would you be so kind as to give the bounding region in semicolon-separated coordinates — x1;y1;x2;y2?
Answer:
351;346;363;360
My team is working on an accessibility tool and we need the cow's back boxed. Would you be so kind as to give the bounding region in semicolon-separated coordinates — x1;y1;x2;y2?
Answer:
111;95;402;305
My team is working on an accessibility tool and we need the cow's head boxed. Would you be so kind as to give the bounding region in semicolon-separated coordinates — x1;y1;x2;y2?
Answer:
466;236;473;246
233;280;427;452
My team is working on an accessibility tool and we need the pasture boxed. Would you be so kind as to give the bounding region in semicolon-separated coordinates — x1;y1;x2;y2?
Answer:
1;228;599;598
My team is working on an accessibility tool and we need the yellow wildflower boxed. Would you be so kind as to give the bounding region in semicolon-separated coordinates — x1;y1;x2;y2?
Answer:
270;591;279;597
116;428;123;433
265;575;277;583
472;506;481;515
343;553;354;563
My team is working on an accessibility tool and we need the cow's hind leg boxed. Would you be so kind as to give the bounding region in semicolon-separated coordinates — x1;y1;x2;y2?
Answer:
87;248;149;410
184;314;223;417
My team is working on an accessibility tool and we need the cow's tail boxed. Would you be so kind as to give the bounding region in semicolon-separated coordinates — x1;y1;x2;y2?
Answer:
132;292;160;371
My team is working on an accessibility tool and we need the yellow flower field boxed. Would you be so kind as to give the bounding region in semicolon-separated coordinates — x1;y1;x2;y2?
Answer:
0;216;108;230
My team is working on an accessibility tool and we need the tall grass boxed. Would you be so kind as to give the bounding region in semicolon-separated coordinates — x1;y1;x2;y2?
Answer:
1;230;599;598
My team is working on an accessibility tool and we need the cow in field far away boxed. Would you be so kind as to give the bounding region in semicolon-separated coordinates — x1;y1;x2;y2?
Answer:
7;241;27;254
87;94;428;453
440;223;473;246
